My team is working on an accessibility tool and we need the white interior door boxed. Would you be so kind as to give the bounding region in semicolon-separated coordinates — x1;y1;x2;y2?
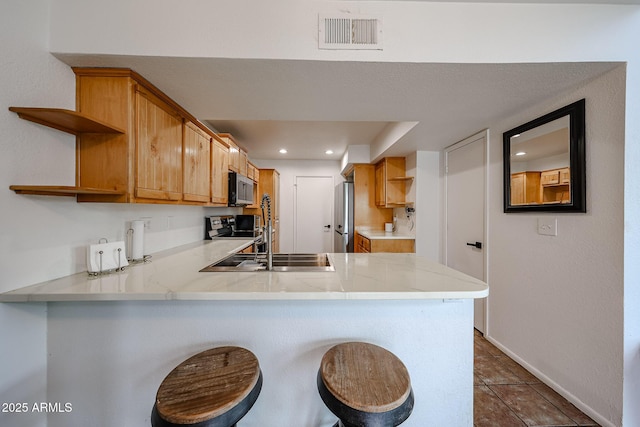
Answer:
294;176;334;253
445;131;487;333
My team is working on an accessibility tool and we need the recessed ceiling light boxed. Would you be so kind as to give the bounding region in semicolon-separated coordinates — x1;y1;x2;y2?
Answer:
513;134;521;138
515;151;527;156
279;149;287;154
325;150;334;155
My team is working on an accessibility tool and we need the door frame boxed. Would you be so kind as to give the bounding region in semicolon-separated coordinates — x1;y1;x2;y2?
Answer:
293;175;335;253
444;129;490;334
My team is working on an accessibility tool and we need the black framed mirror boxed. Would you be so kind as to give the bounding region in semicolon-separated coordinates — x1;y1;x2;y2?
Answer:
503;99;586;213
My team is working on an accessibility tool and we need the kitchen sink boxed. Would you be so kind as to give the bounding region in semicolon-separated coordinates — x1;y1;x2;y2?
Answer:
200;253;335;272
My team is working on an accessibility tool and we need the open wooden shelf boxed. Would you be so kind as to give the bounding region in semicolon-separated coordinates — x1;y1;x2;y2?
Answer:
388;176;414;182
9;186;126;197
9;107;125;135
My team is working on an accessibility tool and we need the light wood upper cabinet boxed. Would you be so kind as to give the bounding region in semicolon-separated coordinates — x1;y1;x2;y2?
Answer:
211;134;229;206
249;162;259;183
238;148;248;176
257;169;280;222
73;68;217;205
183;121;211;203
243;168;280;252
375;157;413;207
135;87;183;201
541;167;570;186
541;167;571;204
541;169;560;186
510;171;541;205
9;67;253;207
244;162;261;209
353;164;393;230
219;133;240;173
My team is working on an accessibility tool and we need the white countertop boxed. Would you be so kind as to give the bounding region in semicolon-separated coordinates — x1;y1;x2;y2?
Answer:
0;240;488;302
357;230;416;240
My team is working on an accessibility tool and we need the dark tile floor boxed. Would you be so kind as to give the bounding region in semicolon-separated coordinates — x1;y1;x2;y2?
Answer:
474;329;599;427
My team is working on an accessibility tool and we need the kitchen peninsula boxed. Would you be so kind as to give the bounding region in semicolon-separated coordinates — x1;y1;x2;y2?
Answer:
1;240;487;426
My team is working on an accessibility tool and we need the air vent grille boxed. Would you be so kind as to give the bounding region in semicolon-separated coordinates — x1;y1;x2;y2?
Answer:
319;15;383;50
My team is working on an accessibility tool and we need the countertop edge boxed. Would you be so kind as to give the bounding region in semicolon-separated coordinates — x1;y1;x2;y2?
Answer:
0;289;488;303
357;230;416;240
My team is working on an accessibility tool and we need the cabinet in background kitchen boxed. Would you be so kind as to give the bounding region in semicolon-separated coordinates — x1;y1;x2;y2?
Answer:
245;162;260;209
182;121;211;203
210;134;229;206
244;169;280;252
541;167;571;204
219;133;247;175
351;164;393;231
355;233;415;253
510;171;541;205
375;157;413;207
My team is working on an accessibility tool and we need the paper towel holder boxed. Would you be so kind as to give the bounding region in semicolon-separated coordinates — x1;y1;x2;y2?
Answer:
126;226;152;264
88;238;127;277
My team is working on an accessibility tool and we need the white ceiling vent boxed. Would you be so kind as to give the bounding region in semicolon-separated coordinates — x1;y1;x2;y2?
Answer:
319;14;383;50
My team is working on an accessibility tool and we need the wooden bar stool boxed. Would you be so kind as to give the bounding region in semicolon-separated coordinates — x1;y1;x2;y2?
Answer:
152;346;262;427
317;342;414;427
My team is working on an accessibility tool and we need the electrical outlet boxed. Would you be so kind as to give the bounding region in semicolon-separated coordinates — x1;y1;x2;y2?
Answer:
537;217;557;236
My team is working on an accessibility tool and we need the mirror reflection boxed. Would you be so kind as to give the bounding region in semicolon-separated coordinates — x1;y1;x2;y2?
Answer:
503;98;585;213
509;115;571;206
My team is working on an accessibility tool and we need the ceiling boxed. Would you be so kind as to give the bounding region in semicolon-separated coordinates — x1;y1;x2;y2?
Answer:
56;54;620;162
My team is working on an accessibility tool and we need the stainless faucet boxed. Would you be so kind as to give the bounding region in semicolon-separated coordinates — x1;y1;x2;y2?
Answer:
260;193;273;270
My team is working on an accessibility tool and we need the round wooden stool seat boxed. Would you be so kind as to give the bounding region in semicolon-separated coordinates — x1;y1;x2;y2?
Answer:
317;342;414;427
152;346;262;427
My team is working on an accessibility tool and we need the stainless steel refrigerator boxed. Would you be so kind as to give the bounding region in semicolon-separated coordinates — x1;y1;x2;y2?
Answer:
334;181;354;252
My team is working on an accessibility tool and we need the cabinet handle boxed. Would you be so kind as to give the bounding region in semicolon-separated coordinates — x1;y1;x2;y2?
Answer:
466;241;482;249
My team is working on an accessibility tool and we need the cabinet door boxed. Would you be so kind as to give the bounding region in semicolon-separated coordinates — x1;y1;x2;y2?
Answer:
183;122;211;203
211;138;229;205
239;149;248;176
355;234;363;253
559;167;571;184
226;138;239;172
273;170;280;221
371;239;414;253
135;88;183;201
375;161;386;207
510;173;525;205
541;170;560;186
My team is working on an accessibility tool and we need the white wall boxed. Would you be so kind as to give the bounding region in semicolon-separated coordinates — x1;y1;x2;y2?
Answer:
413;151;441;262
49;1;640;64
487;66;625;425
623;62;640;427
252;159;343;253
1;2;68;425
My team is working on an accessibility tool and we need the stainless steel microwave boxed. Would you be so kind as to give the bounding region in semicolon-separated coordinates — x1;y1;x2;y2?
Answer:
228;172;254;206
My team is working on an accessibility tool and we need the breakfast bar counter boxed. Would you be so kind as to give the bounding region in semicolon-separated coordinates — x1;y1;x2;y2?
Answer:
0;240;487;302
2;240;488;427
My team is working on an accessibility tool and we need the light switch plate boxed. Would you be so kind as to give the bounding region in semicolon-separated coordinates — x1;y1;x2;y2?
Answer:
537;217;557;236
